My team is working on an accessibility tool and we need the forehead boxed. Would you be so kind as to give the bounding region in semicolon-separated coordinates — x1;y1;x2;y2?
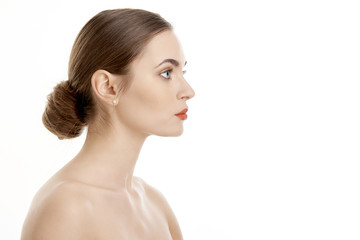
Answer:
135;30;185;67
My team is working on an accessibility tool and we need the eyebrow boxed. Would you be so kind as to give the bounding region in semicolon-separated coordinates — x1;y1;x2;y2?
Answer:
155;59;187;68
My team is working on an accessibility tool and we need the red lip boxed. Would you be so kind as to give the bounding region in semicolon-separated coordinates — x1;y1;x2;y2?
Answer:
175;108;188;120
175;108;188;115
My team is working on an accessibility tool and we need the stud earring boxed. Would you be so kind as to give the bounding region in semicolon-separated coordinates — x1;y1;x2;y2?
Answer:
113;99;117;105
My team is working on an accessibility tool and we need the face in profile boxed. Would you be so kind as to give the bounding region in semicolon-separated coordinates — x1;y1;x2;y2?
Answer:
115;30;195;137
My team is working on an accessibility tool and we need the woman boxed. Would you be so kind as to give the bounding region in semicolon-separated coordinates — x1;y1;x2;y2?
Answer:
21;8;195;240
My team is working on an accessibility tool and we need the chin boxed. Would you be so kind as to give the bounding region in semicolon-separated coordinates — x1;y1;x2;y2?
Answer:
153;126;184;137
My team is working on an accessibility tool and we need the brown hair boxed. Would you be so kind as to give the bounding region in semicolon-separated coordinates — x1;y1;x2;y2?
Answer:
42;8;172;140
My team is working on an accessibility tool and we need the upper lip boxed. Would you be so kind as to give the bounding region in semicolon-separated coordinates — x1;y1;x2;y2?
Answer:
175;108;188;115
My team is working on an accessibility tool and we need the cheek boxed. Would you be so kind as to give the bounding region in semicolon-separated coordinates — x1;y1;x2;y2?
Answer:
137;85;165;109
122;78;173;119
116;77;181;136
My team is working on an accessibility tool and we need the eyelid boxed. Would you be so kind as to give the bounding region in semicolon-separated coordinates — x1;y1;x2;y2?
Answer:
160;68;187;80
160;69;172;79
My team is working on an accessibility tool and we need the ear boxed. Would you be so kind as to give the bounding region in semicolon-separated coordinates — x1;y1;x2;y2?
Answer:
91;69;122;106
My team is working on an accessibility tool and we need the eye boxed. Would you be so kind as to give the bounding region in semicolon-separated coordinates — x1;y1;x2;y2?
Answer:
160;69;172;79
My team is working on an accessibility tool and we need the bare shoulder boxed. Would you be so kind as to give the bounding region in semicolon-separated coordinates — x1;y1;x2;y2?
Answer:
21;180;95;240
135;177;168;205
135;177;183;240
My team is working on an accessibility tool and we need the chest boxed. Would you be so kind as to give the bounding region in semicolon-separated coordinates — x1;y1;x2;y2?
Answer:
90;194;173;240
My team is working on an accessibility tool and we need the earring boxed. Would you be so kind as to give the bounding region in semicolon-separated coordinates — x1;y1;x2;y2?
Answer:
113;99;117;105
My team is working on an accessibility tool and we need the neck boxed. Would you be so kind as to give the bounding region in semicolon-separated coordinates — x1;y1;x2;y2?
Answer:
67;121;148;192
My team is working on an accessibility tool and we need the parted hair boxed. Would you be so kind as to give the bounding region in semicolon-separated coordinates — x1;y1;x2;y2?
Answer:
42;8;172;140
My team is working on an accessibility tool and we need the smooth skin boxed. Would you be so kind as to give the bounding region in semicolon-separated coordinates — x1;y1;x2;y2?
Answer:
21;30;195;240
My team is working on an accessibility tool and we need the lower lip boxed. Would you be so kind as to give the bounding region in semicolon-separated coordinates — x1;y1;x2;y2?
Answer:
175;114;187;120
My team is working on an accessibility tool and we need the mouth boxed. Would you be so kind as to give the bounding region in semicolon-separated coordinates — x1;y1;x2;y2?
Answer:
175;108;188;115
175;108;188;120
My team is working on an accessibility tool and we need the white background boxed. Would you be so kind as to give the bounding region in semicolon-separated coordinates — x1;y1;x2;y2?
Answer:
0;0;359;239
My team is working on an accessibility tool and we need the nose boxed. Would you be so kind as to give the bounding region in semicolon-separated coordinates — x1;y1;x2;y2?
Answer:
178;79;195;101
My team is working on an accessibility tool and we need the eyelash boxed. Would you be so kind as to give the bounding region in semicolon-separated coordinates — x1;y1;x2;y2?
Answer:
160;69;187;80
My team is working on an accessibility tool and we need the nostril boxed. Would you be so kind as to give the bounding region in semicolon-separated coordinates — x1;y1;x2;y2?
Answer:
182;96;190;100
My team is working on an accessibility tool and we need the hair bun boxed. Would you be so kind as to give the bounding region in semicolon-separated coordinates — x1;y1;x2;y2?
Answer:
42;80;86;139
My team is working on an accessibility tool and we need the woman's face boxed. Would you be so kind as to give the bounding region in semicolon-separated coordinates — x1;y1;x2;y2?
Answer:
115;30;195;137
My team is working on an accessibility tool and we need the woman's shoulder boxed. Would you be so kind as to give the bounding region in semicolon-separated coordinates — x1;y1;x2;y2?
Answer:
21;179;95;240
134;176;183;240
134;176;167;204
